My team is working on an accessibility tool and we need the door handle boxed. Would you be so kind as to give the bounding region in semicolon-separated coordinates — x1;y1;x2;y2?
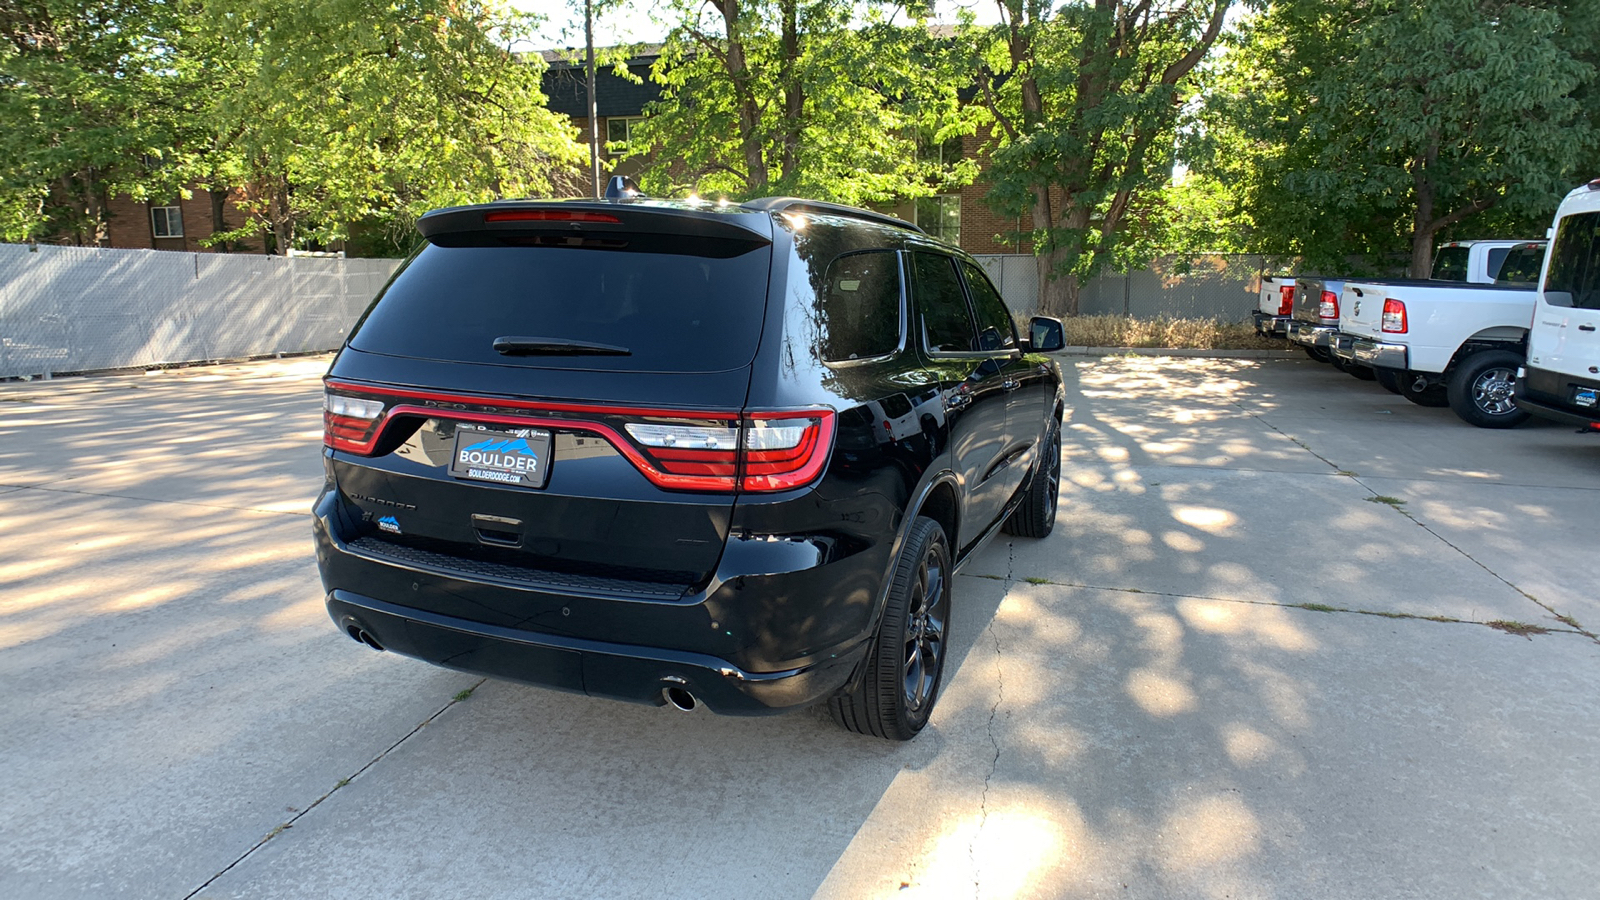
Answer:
1001;379;1020;392
1579;324;1597;332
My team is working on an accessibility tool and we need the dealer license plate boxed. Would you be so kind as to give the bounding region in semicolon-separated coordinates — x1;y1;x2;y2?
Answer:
449;426;553;488
1574;387;1599;409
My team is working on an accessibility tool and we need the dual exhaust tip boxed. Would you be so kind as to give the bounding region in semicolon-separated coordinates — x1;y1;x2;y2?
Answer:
345;620;701;712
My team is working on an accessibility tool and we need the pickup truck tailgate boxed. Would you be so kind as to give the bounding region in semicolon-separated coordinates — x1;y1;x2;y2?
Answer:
1342;283;1388;337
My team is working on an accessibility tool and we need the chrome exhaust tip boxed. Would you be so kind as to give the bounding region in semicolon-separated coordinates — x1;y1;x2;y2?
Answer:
662;686;697;712
346;624;385;652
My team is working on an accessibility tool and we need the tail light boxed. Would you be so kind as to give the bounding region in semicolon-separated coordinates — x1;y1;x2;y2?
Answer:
1277;285;1294;315
1319;290;1339;319
324;391;387;452
1382;298;1408;333
323;382;833;493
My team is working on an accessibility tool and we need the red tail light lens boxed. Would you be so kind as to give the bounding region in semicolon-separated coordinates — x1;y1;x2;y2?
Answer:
1319;290;1339;319
483;210;621;224
1382;298;1408;333
1277;285;1295;315
741;413;833;491
324;391;387;453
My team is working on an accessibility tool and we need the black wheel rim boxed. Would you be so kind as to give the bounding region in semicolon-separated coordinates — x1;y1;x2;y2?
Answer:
1044;426;1060;525
1472;367;1517;416
902;548;949;713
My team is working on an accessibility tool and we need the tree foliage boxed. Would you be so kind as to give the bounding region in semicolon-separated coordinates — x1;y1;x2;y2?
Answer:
630;0;979;206
970;0;1233;316
1197;0;1599;275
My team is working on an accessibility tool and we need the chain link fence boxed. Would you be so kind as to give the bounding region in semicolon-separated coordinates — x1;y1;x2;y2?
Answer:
0;244;400;379
976;253;1267;322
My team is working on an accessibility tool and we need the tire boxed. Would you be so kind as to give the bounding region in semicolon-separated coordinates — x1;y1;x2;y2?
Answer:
1446;349;1530;429
1374;368;1403;395
1347;364;1377;381
1304;346;1331;363
1329;352;1352;373
1398;373;1450;408
829;517;952;741
1002;419;1060;538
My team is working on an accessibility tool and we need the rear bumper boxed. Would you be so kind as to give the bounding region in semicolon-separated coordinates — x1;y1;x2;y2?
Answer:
1329;332;1357;362
1514;368;1600;430
1252;312;1291;337
327;590;868;714
1351;338;1408;370
1287;320;1337;348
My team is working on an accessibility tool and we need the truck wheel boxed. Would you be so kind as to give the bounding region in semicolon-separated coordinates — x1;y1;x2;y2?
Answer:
1374;368;1403;395
1002;420;1060;538
1399;375;1450;408
1347;364;1377;381
1304;347;1331;363
829;516;951;741
1329;352;1351;372
1447;349;1530;429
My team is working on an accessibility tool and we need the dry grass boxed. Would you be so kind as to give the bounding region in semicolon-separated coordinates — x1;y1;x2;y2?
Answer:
1057;315;1284;351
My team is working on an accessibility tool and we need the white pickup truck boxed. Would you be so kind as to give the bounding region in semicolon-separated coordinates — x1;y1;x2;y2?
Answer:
1336;240;1548;427
1252;275;1296;337
1514;182;1600;431
1287;240;1543;373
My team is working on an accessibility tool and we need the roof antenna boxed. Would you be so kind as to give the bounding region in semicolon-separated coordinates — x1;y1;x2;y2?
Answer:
604;176;644;200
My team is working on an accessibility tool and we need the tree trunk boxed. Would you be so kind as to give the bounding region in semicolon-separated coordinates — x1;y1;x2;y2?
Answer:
718;0;768;189
1410;168;1435;278
779;0;802;181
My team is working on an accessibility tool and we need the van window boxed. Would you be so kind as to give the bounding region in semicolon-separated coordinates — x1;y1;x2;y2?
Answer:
1544;212;1600;309
348;242;770;372
819;251;901;362
912;253;977;353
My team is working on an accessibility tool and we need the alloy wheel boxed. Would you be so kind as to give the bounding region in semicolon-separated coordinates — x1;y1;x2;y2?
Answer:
1472;367;1517;416
902;551;949;713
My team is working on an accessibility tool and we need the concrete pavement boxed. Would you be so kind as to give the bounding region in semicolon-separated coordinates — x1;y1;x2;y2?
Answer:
1;354;1596;899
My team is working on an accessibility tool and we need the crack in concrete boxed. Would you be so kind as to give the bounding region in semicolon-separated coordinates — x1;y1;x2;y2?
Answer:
1234;400;1596;643
180;679;486;899
970;542;1012;898
3;482;311;518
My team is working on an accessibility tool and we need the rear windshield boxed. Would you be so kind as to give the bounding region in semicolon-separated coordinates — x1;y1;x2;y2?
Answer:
1545;212;1600;309
1431;246;1469;281
1494;246;1544;284
349;242;771;372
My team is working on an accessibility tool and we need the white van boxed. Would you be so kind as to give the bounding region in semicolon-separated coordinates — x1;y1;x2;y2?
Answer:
1514;182;1600;430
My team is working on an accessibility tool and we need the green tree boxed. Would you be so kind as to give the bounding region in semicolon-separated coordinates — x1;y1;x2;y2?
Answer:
971;0;1232;316
628;0;978;206
1199;0;1598;276
0;0;200;244
192;0;584;251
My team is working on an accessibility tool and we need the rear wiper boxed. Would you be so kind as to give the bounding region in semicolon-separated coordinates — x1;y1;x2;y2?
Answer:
492;336;631;356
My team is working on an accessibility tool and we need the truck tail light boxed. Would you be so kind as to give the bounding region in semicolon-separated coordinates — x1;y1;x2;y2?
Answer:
1382;299;1408;333
1319;290;1339;320
1278;285;1294;315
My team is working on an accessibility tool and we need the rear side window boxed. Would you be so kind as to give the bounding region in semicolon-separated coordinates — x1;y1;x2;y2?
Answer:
912;252;975;353
960;261;1017;351
819;251;901;362
348;243;769;372
1496;246;1544;285
1545;212;1600;309
1431;246;1470;281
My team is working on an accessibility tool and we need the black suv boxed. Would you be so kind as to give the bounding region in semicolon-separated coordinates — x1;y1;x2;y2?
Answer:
314;190;1065;739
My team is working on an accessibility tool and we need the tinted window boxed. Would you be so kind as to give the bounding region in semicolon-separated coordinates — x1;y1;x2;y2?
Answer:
911;252;975;353
1486;248;1509;280
1496;246;1544;285
349;243;769;372
880;393;912;418
961;261;1017;351
1544;212;1600;309
819;251;901;362
1431;246;1469;281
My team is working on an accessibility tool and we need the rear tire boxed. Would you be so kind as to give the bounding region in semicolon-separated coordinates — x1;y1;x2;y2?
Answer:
1446;349;1530;429
829;516;952;741
1399;374;1450;408
1304;347;1332;363
1374;368;1403;395
1347;364;1377;381
1002;420;1060;538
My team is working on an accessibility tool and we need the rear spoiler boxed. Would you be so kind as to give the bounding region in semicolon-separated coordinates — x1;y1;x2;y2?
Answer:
417;201;775;247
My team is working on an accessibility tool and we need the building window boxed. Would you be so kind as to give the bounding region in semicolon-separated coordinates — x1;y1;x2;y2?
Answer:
151;206;183;238
915;195;960;246
605;116;645;155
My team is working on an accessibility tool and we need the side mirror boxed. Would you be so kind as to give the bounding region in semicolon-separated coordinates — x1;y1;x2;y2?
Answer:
1028;316;1065;352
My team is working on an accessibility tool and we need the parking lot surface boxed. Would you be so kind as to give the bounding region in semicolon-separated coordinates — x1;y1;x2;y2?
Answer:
2;354;1597;899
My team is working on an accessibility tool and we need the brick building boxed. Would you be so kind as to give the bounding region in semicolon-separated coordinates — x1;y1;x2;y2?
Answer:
99;188;261;254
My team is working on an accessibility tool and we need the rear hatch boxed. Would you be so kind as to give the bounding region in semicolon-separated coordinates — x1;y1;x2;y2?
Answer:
323;203;778;598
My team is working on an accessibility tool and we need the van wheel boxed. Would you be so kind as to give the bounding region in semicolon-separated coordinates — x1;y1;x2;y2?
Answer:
829;517;951;741
1399;375;1450;408
1447;349;1530;429
1002;421;1060;538
1374;368;1403;395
